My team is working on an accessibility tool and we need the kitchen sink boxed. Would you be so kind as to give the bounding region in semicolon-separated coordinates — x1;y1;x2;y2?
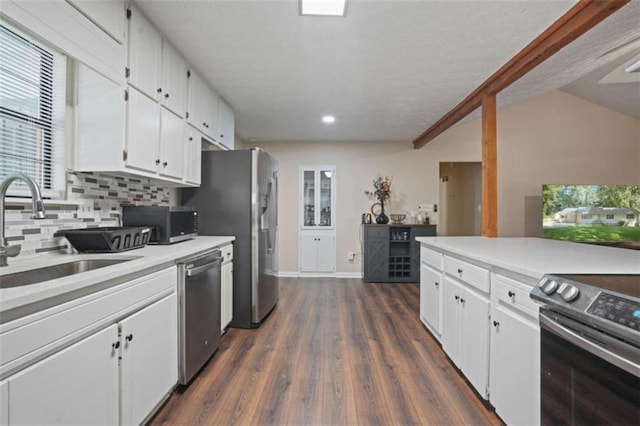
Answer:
0;259;136;289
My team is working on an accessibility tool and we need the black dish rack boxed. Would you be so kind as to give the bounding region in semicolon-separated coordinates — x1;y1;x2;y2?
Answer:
62;226;151;253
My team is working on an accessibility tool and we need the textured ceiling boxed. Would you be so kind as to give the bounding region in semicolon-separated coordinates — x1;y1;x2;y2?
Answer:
135;0;581;142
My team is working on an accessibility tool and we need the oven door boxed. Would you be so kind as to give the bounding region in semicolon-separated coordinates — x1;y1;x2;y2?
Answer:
540;309;640;426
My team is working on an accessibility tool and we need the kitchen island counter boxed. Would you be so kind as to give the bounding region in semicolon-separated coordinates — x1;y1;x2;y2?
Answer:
415;236;640;283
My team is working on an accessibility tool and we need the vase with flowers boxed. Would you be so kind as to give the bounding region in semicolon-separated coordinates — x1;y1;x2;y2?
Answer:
365;175;392;224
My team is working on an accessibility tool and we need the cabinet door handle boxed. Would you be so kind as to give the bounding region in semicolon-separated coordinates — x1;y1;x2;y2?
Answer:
460;298;465;304
454;295;459;301
112;341;120;350
434;281;439;287
157;87;162;93
163;161;168;167
125;334;134;342
508;291;515;298
155;159;161;165
493;321;500;327
457;268;463;274
220;134;224;138
164;93;170;99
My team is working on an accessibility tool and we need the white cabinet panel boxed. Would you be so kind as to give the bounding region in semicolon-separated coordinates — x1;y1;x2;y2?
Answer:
68;0;126;43
184;127;202;185
127;5;162;100
121;293;177;426
420;263;442;339
218;98;235;149
75;62;125;172
0;380;7;425
161;40;188;117
300;235;318;272
459;286;490;397
221;261;233;332
7;325;119;425
300;235;335;273
126;87;161;173
159;108;185;179
442;275;490;399
490;306;540;426
316;235;336;272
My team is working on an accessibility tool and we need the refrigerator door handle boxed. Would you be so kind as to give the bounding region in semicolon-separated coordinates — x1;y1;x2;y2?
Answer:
263;177;274;254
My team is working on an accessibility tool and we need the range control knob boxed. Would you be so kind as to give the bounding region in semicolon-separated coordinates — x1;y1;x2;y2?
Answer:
561;285;580;302
541;279;559;295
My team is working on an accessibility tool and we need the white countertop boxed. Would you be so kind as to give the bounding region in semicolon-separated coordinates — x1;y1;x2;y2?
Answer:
0;236;235;319
416;237;640;280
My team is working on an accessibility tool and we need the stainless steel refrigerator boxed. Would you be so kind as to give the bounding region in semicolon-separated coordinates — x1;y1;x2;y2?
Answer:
181;148;279;328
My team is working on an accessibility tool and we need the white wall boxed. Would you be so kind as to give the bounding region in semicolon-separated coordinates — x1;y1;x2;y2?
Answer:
249;90;640;274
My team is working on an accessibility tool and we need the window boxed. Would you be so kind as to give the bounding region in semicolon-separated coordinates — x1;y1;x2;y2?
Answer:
606;214;614;220
581;214;593;220
0;22;66;197
627;214;635;219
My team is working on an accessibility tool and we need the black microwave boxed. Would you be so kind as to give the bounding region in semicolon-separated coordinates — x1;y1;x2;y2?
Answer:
122;206;197;244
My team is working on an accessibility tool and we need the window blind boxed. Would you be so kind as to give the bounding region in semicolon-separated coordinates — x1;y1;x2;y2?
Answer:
0;22;66;196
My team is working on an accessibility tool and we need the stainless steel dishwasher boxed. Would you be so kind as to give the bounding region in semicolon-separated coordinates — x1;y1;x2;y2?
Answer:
177;250;222;385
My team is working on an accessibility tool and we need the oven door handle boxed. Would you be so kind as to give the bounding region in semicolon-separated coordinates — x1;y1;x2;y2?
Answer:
540;312;640;377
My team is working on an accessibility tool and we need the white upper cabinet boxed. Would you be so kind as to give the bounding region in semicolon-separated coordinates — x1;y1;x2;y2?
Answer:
161;40;188;117
159;108;185;179
125;87;161;174
127;5;162;101
187;70;228;145
218;98;235;150
184;127;202;185
68;0;126;43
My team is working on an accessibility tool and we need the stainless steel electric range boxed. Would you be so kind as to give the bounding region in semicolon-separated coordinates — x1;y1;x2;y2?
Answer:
530;274;640;425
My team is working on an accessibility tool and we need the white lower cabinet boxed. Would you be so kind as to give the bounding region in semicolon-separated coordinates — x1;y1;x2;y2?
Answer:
490;274;540;426
221;244;234;332
0;268;179;426
121;293;178;425
420;263;442;340
442;276;490;399
299;234;335;273
6;324;120;425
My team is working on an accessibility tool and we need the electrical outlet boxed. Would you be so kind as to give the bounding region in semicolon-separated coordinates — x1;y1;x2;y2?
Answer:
347;251;355;261
419;203;435;212
77;199;94;219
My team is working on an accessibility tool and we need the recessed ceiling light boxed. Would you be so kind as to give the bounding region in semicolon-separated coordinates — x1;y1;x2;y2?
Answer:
300;0;347;17
322;115;336;124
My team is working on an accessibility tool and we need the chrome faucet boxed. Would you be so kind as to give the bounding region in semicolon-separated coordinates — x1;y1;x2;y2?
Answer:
0;173;47;267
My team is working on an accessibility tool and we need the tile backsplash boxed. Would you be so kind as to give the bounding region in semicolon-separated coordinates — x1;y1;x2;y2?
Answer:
4;172;171;259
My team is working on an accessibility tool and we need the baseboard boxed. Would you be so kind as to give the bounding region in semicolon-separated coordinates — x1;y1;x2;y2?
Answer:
277;271;363;279
335;272;363;279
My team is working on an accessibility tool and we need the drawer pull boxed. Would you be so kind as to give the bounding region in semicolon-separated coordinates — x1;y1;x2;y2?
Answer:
455;295;460;301
125;334;134;342
457;268;463;274
112;341;120;350
493;320;500;328
434;281;439;287
460;298;465;305
508;291;515;298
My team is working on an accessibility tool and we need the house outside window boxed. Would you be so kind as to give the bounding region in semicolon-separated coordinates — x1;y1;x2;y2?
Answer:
0;22;66;197
605;214;614;220
581;214;593;220
627;214;635;219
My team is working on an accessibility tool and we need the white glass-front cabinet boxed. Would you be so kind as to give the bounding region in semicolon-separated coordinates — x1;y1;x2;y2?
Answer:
299;166;336;274
300;166;336;229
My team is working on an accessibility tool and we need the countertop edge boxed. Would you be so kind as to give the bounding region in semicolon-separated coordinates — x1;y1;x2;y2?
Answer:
0;236;235;319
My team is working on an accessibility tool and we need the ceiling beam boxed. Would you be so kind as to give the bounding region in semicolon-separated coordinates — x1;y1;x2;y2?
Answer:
412;0;630;149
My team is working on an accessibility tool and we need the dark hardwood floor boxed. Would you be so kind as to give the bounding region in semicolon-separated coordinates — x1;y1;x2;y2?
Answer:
150;278;502;425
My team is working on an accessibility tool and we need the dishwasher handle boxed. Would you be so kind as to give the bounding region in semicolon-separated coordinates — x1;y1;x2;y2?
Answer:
185;254;222;277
